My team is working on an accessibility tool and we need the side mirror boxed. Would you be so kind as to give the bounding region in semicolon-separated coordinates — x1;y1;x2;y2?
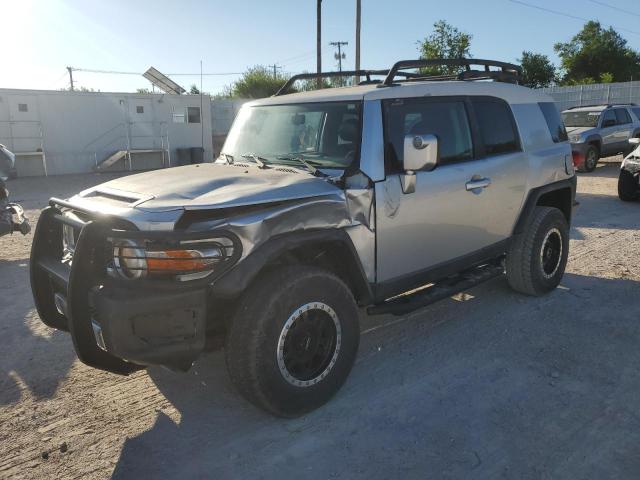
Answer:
629;137;640;145
400;134;438;194
403;134;438;172
603;119;616;128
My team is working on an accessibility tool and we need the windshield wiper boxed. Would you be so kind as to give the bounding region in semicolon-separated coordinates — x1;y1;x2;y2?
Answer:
276;155;327;177
220;153;234;164
241;154;269;169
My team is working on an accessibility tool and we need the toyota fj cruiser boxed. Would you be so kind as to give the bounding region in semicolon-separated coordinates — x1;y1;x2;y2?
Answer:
619;137;640;201
31;59;576;416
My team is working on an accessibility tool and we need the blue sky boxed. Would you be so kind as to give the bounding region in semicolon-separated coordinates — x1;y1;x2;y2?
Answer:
4;0;640;94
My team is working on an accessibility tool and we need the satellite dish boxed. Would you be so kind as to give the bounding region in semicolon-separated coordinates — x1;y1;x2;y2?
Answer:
142;67;186;95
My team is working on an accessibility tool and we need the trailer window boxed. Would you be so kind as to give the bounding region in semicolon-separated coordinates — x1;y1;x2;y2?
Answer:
187;107;201;124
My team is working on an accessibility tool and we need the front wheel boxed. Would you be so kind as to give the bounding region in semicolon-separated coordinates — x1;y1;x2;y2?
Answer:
506;206;569;296
580;145;599;172
225;266;360;417
618;168;638;201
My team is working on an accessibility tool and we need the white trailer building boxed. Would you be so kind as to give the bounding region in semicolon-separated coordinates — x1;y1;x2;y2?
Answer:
0;88;214;176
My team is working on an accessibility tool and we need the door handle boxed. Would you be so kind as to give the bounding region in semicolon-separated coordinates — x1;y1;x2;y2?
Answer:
465;177;491;191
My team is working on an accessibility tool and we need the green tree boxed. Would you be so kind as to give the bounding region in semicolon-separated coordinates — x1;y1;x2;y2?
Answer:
417;20;472;75
189;84;200;95
599;72;614;83
136;87;151;94
554;21;640;84
519;51;556;88
228;66;288;99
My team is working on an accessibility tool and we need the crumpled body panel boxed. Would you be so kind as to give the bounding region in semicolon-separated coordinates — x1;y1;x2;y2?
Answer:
67;163;378;283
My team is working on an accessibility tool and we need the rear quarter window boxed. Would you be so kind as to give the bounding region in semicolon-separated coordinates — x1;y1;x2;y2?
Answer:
472;99;520;155
539;102;568;143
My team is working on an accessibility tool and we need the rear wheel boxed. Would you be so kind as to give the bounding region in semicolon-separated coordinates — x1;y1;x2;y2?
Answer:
581;145;599;172
506;206;569;296
618;168;638;201
225;266;360;417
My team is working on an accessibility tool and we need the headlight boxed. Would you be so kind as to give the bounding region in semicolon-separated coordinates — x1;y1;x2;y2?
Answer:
113;240;148;279
571;135;583;143
110;236;236;281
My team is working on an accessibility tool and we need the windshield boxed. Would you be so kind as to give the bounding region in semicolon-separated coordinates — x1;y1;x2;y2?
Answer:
561;110;601;128
222;101;362;169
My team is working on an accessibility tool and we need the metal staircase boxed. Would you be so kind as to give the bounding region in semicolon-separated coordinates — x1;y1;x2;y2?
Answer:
0;120;48;176
86;121;171;172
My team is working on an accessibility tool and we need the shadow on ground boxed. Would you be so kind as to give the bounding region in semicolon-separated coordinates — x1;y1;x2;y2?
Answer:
112;272;640;480
0;259;76;405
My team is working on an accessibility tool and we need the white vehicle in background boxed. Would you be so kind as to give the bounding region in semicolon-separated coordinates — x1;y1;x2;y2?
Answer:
619;137;640;201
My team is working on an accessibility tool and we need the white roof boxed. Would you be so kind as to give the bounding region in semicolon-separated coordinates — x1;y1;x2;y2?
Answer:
562;105;609;113
251;80;553;106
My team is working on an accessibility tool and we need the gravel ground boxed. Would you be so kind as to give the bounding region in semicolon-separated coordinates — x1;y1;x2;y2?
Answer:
1;160;640;480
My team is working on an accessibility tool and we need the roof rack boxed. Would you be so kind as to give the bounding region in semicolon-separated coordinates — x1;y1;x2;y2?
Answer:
566;103;638;110
380;58;523;87
274;69;420;96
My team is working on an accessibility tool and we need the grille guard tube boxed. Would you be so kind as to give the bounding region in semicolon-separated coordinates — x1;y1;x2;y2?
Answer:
65;220;143;375
30;207;70;332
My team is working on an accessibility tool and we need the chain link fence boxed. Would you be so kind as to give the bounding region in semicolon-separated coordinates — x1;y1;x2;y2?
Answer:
541;81;640;111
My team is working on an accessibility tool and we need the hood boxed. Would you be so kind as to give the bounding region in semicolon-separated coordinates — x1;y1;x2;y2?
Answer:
566;126;595;137
77;163;344;212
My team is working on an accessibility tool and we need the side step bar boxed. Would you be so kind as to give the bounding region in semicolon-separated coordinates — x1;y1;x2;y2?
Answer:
367;263;505;317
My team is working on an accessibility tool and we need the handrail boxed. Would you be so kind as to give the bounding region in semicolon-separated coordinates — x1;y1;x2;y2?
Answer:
82;122;126;151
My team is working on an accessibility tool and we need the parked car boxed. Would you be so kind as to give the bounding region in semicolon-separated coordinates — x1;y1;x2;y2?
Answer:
562;104;640;172
619;137;640;201
30;59;576;416
0;144;16;181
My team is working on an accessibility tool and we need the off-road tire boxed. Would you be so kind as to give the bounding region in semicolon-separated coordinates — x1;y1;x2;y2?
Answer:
618;168;638;201
225;266;360;417
580;145;599;172
506;206;569;296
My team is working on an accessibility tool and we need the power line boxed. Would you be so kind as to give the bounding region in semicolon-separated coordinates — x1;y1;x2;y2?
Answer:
276;49;317;65
280;53;318;68
71;67;244;76
588;0;640;19
508;0;640;35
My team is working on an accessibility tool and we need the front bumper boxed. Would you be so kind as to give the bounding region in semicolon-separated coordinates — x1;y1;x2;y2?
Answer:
30;199;217;374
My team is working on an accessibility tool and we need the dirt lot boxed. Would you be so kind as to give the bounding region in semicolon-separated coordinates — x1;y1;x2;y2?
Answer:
1;160;640;479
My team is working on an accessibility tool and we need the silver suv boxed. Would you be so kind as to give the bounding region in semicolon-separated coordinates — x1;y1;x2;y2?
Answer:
562;104;640;172
31;59;576;416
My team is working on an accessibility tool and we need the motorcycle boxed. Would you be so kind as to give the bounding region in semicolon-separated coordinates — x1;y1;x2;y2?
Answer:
0;144;30;238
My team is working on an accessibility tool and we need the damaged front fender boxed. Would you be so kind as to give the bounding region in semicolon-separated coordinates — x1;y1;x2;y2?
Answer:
182;184;377;300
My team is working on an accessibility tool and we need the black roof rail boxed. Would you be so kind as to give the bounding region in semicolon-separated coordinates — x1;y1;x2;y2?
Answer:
567;103;638;110
274;69;420;96
380;58;523;87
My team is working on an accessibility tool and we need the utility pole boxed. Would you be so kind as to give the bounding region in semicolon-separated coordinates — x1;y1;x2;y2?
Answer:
330;41;348;72
330;41;348;85
66;66;74;91
268;64;282;79
355;0;361;84
317;0;322;89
